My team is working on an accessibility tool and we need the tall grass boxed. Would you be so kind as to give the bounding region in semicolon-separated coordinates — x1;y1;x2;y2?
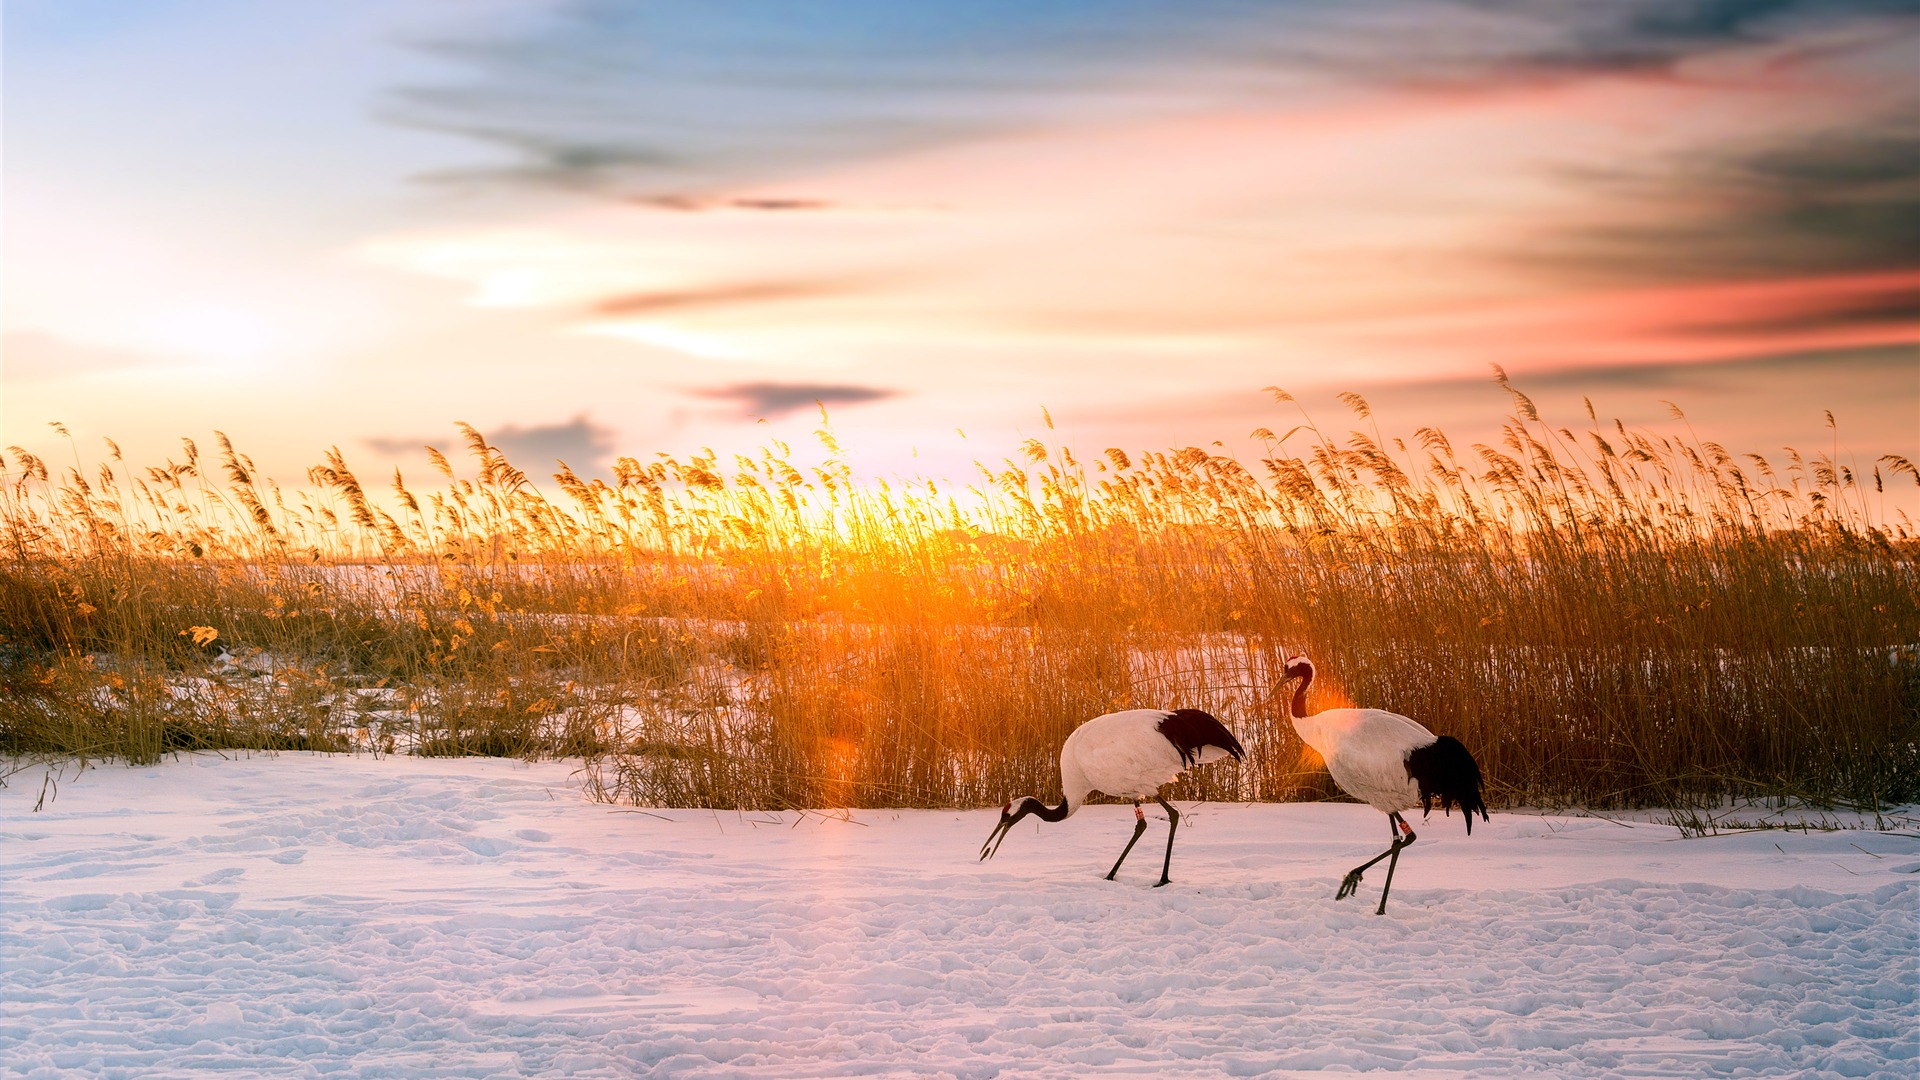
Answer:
3;381;1916;812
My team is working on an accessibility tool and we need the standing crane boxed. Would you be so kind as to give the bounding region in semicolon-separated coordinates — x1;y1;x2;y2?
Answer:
1281;655;1487;913
979;708;1244;887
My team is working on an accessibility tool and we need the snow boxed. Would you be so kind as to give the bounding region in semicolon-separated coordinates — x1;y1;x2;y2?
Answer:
2;755;1915;1079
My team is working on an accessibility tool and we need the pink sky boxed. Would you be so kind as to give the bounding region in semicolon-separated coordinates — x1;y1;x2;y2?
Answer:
4;1;1915;517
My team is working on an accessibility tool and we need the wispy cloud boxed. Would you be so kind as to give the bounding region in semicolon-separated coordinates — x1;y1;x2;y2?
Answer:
385;0;1214;195
1261;0;1920;92
1676;280;1920;337
692;382;898;419
1533;114;1920;287
593;279;854;317
1326;271;1920;378
633;195;837;213
366;414;618;470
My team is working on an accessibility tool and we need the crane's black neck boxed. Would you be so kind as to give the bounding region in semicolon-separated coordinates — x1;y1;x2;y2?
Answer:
1012;796;1072;824
1286;658;1315;718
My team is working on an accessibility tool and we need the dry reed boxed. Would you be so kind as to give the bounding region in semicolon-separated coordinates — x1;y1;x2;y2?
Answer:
3;380;1915;814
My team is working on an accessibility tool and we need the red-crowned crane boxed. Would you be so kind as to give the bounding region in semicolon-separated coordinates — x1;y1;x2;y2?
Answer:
979;709;1244;887
1281;655;1487;914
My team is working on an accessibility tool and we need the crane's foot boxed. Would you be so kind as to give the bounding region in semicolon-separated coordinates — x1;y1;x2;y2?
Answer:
1336;869;1364;901
1336;832;1413;902
1153;876;1171;888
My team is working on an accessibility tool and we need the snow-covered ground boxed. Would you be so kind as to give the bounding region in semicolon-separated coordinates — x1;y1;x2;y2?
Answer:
2;755;1914;1079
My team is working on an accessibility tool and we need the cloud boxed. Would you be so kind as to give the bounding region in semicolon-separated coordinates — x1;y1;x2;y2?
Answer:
633;195;836;212
593;280;848;317
1677;282;1920;337
692;381;898;419
1567;0;1920;68
1508;342;1920;393
401;122;678;192
1300;1;1920;88
1537;114;1920;287
385;0;1167;195
366;414;618;470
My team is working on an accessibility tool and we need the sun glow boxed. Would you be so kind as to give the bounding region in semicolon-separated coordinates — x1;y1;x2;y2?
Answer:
138;304;278;367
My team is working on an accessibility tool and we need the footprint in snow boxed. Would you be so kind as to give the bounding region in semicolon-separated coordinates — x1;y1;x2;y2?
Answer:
270;849;306;864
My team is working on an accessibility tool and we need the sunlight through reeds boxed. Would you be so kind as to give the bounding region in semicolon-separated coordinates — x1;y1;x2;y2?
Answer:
4;379;1916;813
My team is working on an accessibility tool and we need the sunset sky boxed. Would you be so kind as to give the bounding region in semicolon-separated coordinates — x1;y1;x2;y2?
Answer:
5;0;1916;502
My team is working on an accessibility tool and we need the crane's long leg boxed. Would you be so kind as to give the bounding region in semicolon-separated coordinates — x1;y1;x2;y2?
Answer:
1106;803;1149;880
1336;813;1417;913
1153;796;1181;888
1373;813;1416;915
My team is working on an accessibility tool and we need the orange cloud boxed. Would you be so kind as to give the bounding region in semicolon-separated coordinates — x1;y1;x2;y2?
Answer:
1334;271;1920;376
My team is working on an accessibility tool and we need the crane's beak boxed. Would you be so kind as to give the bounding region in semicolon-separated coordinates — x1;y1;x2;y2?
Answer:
979;802;1017;861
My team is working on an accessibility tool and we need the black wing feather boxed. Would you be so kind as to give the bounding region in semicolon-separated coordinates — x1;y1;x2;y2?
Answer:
1157;709;1245;769
1404;735;1489;834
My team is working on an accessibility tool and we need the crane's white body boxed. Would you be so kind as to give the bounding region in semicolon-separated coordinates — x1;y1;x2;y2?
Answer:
1060;709;1237;813
1280;654;1487;913
980;707;1243;887
1290;706;1435;814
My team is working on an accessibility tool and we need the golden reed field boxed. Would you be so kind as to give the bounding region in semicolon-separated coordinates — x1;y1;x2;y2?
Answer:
4;378;1916;817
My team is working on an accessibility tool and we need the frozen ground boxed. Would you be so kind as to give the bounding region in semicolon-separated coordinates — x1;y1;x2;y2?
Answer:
1;755;1914;1079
